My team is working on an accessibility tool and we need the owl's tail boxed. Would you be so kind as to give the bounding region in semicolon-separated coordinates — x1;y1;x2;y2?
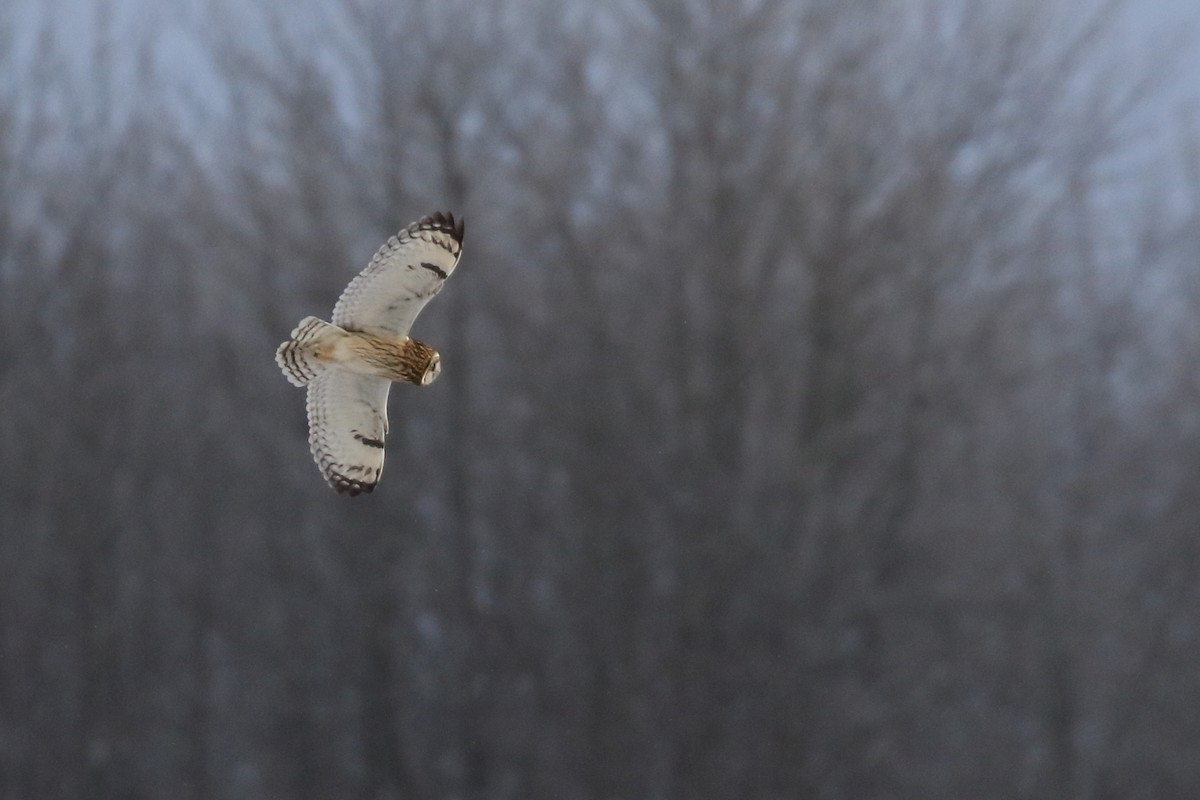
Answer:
276;316;338;387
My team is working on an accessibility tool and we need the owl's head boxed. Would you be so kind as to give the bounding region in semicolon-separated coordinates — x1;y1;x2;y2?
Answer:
420;351;442;385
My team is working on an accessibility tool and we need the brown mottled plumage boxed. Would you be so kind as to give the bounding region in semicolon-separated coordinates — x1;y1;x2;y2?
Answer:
315;328;440;385
275;211;463;495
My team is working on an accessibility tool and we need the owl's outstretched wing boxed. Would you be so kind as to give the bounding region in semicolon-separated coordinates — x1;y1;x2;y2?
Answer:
332;212;464;337
306;371;392;495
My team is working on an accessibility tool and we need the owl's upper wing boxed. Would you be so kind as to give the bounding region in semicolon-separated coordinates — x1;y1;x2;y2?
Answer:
306;371;392;495
331;212;464;337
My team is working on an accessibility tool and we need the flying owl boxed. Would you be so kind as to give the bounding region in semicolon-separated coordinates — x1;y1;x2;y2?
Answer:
275;211;464;495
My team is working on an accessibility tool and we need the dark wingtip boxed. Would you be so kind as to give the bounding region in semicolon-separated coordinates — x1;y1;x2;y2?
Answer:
418;211;464;245
329;474;378;496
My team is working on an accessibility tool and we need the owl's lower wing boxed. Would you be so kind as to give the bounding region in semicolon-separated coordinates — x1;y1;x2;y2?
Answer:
305;372;392;495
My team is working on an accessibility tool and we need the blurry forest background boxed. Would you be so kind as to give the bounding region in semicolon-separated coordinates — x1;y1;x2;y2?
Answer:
3;0;1200;797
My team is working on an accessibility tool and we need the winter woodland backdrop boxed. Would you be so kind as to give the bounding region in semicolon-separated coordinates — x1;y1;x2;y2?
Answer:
2;0;1200;797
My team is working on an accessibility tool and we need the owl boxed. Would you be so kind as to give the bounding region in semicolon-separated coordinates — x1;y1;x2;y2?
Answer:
276;212;464;495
